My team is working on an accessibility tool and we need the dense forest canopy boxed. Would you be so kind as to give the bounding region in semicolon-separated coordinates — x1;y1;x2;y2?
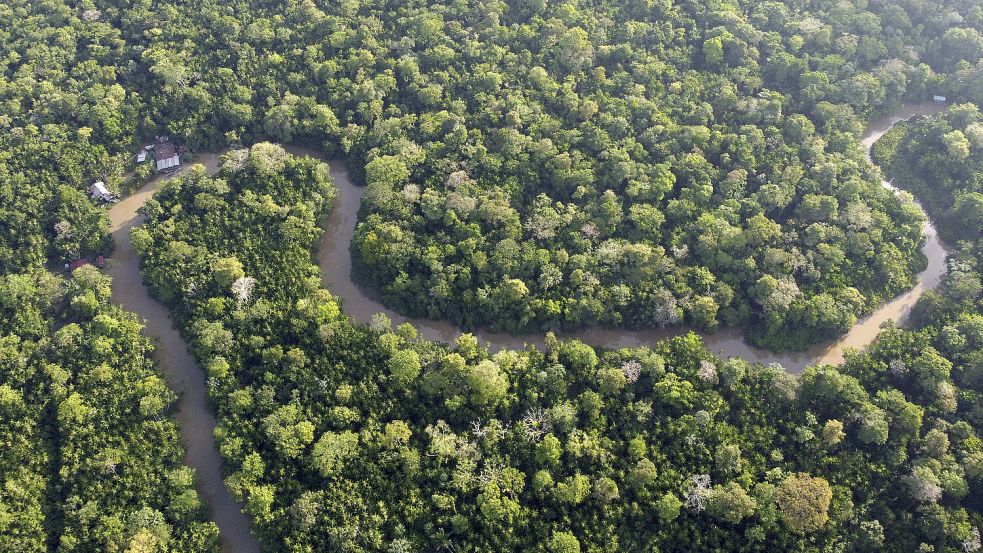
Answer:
873;103;983;247
106;0;983;349
3;0;981;348
0;266;220;552
133;144;983;552
1;0;983;552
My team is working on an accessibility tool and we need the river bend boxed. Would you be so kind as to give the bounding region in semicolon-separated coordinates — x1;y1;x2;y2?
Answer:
314;102;948;373
101;102;945;552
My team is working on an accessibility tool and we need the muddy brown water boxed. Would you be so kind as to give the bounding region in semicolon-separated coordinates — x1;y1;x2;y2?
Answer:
107;154;261;553
102;103;945;551
314;102;948;373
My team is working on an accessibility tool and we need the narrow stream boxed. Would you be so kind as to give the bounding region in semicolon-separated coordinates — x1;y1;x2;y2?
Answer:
106;155;261;553
313;101;948;372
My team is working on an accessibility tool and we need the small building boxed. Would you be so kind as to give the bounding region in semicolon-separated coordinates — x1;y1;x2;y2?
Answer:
90;181;112;202
95;255;105;268
934;95;947;104
154;141;180;171
136;151;147;163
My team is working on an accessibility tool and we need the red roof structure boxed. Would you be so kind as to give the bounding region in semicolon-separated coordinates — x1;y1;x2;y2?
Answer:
68;259;90;272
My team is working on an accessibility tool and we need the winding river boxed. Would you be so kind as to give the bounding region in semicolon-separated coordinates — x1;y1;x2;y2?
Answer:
103;102;944;552
107;154;261;553
315;101;948;373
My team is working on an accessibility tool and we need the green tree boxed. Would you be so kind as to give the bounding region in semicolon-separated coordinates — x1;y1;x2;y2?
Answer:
212;257;245;288
707;482;757;524
776;473;833;532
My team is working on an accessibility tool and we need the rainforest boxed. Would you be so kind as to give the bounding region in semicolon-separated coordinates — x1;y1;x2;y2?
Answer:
2;0;983;552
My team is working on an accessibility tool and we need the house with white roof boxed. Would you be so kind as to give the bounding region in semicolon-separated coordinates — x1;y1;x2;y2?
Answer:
90;181;112;202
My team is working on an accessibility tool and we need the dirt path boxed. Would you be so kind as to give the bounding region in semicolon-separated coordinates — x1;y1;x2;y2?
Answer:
105;153;261;553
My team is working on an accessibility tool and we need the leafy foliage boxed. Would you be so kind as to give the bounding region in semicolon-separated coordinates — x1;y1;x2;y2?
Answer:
0;268;218;552
135;147;983;552
87;0;983;350
3;1;983;551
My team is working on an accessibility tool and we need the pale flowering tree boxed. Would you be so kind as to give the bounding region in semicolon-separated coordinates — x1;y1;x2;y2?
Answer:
622;360;642;383
966;122;983;149
698;360;718;383
904;466;943;503
230;276;257;308
797;16;824;34
370;312;392;332
754;274;801;313
581;222;600;240
652;288;681;327
525;214;559;241
937;381;958;412
584;271;601;288
54;220;73;240
401;183;421;203
964;527;981;553
446;170;472;189
222;149;250;174
596;240;625;266
446;192;477;218
685;474;711;512
889;359;908;376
